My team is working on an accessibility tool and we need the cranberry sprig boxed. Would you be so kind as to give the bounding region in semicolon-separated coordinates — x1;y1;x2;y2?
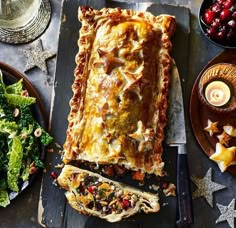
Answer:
201;0;236;46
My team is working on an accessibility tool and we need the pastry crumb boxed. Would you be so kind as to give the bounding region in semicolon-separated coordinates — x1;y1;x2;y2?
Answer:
54;142;62;148
47;148;54;153
163;183;176;196
151;184;160;191
55;163;64;169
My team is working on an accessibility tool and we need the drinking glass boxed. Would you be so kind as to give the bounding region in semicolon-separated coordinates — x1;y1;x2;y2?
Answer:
0;0;42;28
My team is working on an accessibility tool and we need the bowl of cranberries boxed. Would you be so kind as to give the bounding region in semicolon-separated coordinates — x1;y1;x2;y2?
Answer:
199;0;236;48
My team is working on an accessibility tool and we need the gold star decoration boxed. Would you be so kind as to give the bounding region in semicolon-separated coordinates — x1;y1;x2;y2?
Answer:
191;168;226;207
210;143;236;172
97;48;124;74
216;198;236;228
204;119;220;136
22;39;56;75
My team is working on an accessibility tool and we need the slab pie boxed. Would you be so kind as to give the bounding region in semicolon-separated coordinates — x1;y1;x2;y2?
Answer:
63;6;176;176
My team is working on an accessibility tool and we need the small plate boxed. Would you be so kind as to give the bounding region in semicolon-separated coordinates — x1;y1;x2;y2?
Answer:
190;50;236;174
0;62;47;202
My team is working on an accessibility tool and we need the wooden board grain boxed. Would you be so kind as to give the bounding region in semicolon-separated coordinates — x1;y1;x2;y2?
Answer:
39;1;190;227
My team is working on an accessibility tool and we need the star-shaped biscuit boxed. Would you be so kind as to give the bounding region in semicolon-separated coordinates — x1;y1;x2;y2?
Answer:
191;168;226;207
210;143;236;172
204;119;220;136
217;131;232;147
216;198;236;228
22;39;56;75
223;125;236;137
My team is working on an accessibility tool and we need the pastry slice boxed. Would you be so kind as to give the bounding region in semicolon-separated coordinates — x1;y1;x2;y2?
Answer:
63;6;176;176
57;165;160;222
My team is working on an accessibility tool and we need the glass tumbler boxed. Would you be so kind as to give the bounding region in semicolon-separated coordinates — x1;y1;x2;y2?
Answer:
0;0;42;28
0;0;51;44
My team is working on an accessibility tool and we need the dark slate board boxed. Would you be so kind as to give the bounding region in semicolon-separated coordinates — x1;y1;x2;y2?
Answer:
39;1;190;227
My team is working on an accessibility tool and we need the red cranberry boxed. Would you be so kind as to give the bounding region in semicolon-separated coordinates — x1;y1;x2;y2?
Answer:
87;186;94;193
50;171;57;179
211;3;222;14
228;19;236;29
220;9;231;21
207;27;217;38
204;10;216;25
232;12;236;19
223;0;234;9
211;18;221;29
122;199;130;209
217;30;227;40
227;29;236;41
161;182;168;189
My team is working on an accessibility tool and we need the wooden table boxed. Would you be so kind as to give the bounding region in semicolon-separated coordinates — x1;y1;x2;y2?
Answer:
0;0;232;227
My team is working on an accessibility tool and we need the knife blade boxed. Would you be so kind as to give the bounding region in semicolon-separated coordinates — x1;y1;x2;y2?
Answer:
165;63;193;227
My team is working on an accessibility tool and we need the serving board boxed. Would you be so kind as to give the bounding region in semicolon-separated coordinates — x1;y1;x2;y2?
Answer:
39;1;190;227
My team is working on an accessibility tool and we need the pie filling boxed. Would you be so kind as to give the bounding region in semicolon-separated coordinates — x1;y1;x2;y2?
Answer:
71;172;139;215
58;165;160;222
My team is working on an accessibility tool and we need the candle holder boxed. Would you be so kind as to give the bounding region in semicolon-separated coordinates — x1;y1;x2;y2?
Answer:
0;0;51;44
198;63;236;113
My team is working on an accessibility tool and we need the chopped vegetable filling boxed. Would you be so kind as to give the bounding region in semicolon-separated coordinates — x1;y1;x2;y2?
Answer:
72;172;138;215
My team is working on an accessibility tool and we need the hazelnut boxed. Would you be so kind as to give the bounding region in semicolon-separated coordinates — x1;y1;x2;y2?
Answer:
34;128;42;137
29;166;38;174
21;90;29;97
13;108;20;117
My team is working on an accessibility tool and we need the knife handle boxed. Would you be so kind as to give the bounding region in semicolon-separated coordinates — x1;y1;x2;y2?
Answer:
176;144;193;228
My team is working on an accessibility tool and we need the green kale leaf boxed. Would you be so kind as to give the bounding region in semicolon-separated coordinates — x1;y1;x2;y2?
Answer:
7;137;23;192
5;79;23;95
0;190;10;207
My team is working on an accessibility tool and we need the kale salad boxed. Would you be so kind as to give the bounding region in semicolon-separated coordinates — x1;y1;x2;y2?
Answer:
0;70;53;207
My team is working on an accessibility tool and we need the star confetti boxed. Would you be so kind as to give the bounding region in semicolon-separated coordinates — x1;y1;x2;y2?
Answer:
216;198;236;228
22;39;56;75
191;168;226;207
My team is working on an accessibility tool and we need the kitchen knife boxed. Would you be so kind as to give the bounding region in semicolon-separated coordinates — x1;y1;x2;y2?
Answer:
165;63;193;227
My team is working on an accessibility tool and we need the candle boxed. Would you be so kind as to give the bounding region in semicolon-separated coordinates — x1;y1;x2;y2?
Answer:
205;80;231;107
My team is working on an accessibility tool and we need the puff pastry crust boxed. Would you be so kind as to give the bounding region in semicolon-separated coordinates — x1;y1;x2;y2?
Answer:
58;165;160;222
63;6;176;176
